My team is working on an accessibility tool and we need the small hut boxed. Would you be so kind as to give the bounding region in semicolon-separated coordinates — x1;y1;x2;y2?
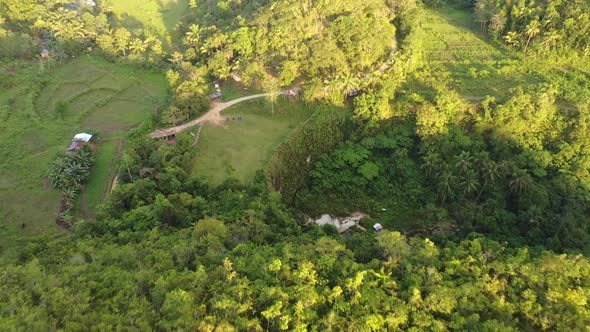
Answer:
209;91;222;100
73;133;93;142
40;48;49;59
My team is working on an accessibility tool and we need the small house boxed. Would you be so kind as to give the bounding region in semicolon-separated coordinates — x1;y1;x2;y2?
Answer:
373;223;384;232
40;48;49;59
66;133;93;152
67;141;85;152
209;91;222;100
73;133;93;142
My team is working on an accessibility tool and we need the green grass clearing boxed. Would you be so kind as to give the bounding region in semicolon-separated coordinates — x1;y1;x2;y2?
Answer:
109;0;189;49
192;97;314;185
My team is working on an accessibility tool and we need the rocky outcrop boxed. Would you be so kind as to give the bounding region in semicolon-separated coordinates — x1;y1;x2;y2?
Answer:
310;212;368;233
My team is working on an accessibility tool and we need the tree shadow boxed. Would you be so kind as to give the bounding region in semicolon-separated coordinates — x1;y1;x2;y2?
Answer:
108;13;146;34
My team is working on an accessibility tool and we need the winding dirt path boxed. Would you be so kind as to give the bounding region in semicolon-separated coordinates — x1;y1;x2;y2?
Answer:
149;92;286;139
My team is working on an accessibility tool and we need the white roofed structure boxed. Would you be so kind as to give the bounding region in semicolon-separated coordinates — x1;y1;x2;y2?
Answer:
73;133;93;142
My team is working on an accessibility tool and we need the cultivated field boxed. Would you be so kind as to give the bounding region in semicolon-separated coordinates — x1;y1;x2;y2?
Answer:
0;55;167;256
419;8;537;100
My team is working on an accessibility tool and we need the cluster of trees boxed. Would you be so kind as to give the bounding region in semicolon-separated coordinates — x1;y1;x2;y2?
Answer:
160;56;210;125
267;108;350;204
95;28;166;63
176;0;411;102
47;144;94;223
473;0;590;55
294;76;590;251
0;0;105;57
0;0;165;62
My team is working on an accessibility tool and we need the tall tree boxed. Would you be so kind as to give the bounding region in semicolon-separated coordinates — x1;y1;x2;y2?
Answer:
524;19;541;52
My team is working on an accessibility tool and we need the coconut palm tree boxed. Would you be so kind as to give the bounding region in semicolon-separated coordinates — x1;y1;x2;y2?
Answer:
455;151;474;175
476;160;499;201
504;31;520;47
129;38;147;55
263;76;281;115
509;169;531;194
524;20;541;52
437;171;457;207
420;152;441;177
337;72;361;97
462;170;480;196
541;30;561;50
184;24;201;47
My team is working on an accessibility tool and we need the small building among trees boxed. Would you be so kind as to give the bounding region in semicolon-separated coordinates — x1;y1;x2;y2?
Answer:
209;91;222;100
67;133;93;152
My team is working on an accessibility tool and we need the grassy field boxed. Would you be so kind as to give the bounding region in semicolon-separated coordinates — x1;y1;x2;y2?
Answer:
419;8;537;100
0;56;168;253
77;139;120;218
192;97;314;184
109;0;189;49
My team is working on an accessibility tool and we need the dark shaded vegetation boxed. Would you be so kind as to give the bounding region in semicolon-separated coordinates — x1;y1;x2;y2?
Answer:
2;131;589;330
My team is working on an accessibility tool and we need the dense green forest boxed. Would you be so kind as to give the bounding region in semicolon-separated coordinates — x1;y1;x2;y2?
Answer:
1;0;590;330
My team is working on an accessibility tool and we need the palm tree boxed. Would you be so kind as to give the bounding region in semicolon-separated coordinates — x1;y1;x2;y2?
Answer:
455;151;474;175
541;30;561;50
337;72;361;97
263;76;281;115
524;20;541;52
420;152;441;177
476;160;499;201
462;171;480;196
509;169;531;194
437;171;457;207
323;76;340;98
504;31;520;47
169;52;184;66
129;38;147;55
184;24;201;47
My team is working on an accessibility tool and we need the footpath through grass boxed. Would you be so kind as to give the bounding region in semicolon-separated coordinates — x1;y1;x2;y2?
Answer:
76;139;120;218
192;97;314;185
0;55;168;255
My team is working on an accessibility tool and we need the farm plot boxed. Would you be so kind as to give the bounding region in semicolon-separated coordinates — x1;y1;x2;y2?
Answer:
420;8;537;100
0;55;168;246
